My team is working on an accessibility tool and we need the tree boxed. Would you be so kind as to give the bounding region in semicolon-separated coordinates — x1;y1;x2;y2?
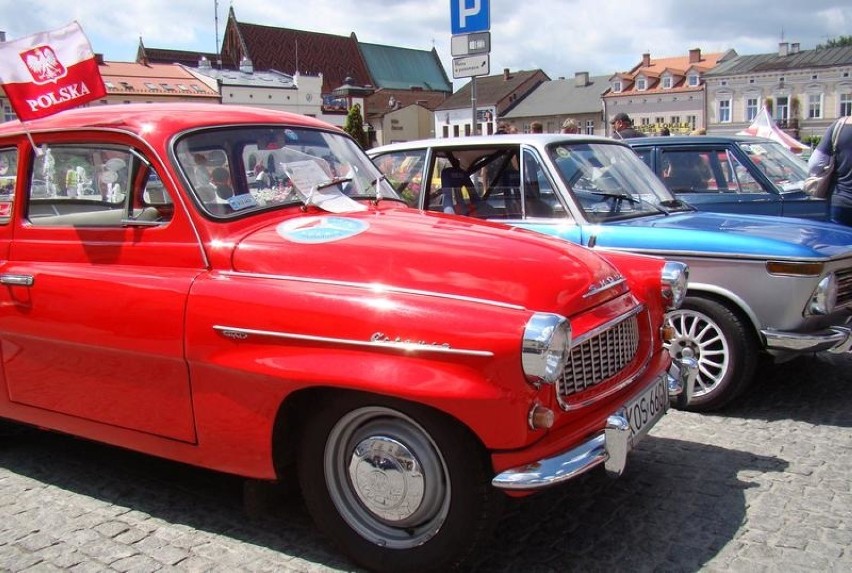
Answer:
817;36;852;49
344;104;368;149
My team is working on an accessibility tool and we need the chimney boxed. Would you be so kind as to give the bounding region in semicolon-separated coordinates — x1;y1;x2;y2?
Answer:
779;42;789;56
503;68;510;80
95;53;105;65
0;31;6;42
642;53;651;67
791;42;800;54
574;71;589;87
689;48;701;64
239;57;254;74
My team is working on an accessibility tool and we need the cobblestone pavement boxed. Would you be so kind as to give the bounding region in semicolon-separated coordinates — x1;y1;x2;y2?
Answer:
0;352;850;572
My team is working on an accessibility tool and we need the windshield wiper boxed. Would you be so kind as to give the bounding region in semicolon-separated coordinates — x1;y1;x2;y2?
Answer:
315;176;353;191
587;190;671;215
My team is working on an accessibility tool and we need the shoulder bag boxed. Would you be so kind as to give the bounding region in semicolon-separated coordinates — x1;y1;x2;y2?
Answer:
804;119;846;199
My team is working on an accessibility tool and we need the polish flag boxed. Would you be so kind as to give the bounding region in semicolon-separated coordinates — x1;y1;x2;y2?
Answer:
0;21;106;121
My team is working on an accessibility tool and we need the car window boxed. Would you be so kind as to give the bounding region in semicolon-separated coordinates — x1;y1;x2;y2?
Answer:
0;147;19;223
28;144;172;227
737;140;808;193
659;150;714;193
176;127;400;218
724;150;763;194
415;146;568;220
372;150;426;207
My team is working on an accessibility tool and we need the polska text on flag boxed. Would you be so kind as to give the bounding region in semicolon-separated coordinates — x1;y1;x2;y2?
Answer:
0;21;106;121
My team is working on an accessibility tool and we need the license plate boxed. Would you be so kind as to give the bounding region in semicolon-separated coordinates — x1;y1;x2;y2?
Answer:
624;375;668;440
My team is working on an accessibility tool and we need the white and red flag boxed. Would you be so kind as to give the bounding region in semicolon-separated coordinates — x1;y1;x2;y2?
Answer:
0;21;106;121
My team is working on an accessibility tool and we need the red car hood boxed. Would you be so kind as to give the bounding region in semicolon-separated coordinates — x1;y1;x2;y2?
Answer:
231;206;628;313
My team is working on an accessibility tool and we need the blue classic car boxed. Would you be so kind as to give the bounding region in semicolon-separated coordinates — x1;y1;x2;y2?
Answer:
625;135;828;220
369;135;852;412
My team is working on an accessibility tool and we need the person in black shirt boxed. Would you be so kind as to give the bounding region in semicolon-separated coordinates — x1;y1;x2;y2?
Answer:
610;112;645;139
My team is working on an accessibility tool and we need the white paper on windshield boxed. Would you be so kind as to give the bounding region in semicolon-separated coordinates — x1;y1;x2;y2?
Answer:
283;160;366;213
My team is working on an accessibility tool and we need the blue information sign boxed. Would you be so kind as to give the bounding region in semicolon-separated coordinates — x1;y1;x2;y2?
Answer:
450;0;490;35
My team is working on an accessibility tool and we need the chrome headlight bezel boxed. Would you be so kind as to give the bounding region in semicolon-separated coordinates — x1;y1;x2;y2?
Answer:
661;261;689;310
522;313;571;385
806;273;838;316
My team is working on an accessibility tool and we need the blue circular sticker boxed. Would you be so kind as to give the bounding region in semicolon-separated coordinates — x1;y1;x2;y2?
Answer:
277;216;369;244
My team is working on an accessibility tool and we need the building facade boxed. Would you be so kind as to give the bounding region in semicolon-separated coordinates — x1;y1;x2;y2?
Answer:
704;43;852;142
603;49;737;136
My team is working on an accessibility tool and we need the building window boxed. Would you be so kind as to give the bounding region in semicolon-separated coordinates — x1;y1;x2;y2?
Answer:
613;80;622;93
585;120;594;134
662;76;672;89
2;102;16;123
637;77;646;91
688;75;699;87
720;80;728;86
840;93;852;117
145;82;158;91
104;81;115;90
775;96;789;122
812;74;818;80
655;116;664;124
746;98;759;121
640;117;650;126
719;99;731;123
670;115;681;126
177;84;189;92
807;94;822;119
749;77;755;84
687;115;696;129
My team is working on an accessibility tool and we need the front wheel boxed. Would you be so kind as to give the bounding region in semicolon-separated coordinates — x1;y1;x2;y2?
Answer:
666;297;759;412
297;395;502;573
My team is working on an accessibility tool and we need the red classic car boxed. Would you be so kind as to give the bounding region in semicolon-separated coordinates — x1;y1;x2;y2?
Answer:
0;103;692;572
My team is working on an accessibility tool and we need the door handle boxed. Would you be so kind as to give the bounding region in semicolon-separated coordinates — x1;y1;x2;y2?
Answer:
0;274;34;286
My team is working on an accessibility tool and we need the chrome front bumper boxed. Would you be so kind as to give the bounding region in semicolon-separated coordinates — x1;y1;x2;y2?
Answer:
492;357;698;491
762;325;852;354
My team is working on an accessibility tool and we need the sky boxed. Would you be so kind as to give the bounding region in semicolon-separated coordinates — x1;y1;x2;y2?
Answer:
2;0;851;90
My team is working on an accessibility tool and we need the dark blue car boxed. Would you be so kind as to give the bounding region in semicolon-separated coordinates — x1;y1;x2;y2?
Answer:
626;135;828;220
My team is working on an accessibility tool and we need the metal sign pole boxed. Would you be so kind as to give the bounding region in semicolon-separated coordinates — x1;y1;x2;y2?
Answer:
471;77;477;135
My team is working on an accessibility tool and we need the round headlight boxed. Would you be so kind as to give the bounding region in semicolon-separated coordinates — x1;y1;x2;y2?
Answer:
807;274;837;316
661;261;689;310
522;313;571;385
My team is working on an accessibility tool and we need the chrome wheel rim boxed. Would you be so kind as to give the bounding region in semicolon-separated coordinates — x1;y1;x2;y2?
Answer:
666;308;730;399
323;406;450;549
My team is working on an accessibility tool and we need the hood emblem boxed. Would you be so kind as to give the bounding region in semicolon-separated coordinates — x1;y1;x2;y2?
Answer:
584;274;626;298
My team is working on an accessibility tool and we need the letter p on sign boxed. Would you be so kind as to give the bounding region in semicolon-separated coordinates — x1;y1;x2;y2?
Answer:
450;0;490;35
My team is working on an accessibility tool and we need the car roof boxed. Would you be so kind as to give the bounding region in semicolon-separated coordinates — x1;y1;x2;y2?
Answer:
0;103;339;139
369;134;627;153
624;135;781;147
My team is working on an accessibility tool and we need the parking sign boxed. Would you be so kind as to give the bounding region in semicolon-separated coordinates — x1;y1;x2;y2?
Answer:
450;0;490;35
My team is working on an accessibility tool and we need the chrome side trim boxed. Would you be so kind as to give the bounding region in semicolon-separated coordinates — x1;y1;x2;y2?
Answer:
213;325;495;357
219;271;525;311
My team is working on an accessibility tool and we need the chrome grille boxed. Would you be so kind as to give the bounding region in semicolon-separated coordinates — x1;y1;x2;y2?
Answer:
558;313;640;399
837;268;852;308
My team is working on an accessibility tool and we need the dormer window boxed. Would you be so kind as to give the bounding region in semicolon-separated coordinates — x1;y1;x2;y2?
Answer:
637;77;647;91
662;76;672;89
613;80;622;93
688;74;699;87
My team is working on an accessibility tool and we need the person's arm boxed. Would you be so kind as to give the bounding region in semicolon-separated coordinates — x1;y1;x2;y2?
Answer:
809;121;838;174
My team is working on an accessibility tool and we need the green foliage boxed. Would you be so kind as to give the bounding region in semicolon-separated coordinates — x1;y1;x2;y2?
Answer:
344;104;368;149
817;36;852;49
